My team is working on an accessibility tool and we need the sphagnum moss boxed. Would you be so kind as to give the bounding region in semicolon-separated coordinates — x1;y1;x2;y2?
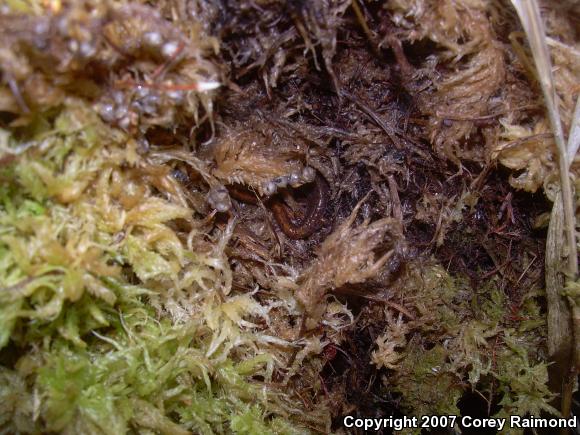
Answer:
0;101;325;433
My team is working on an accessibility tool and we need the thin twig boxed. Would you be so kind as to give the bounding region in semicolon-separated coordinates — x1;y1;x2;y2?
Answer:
340;90;399;146
351;0;377;54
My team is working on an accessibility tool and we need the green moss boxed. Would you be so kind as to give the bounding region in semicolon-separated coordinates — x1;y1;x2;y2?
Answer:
394;344;463;417
0;102;321;433
380;265;553;431
493;333;557;416
1;290;305;433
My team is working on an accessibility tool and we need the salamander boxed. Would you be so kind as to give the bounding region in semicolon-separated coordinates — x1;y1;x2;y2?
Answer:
227;171;329;240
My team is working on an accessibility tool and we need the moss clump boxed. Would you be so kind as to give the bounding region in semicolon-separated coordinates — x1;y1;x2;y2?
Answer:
1;300;299;434
0;102;328;433
374;266;554;434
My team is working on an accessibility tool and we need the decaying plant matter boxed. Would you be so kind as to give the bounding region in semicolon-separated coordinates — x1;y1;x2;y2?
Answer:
0;0;578;434
295;199;404;328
